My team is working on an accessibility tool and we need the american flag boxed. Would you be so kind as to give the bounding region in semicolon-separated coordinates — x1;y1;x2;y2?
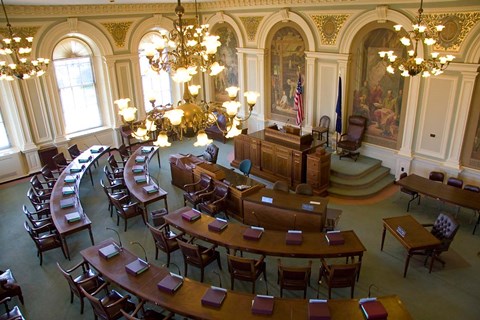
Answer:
294;73;304;126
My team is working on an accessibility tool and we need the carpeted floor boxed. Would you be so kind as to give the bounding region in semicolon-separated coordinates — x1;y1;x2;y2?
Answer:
1;139;479;319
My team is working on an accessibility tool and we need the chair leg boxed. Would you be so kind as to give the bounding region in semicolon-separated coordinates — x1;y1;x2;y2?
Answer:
200;268;204;282
80;297;84;314
155;247;159;260
166;253;170;267
230;276;234;290
184;262;188;278
351;285;355;298
18;294;24;305
39;252;43;266
217;255;222;270
124;218;127;232
473;212;480;235
70;291;74;303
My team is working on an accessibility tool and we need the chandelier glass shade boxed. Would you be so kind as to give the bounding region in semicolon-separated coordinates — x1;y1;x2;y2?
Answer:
0;0;49;81
378;0;454;78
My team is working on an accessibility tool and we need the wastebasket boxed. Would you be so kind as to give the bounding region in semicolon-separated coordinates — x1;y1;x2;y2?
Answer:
150;208;168;227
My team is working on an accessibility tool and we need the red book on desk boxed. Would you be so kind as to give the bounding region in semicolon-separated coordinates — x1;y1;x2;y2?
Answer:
125;259;149;276
243;227;264;241
285;230;303;245
360;299;388;320
181;209;201;222
208;218;228;232
157;273;183;294
251;295;274;315
325;231;345;245
201;286;227;308
308;299;330;320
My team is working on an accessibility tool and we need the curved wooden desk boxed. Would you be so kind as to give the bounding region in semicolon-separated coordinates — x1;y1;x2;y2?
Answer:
165;207;366;260
81;239;412;320
50;145;109;259
123;146;168;217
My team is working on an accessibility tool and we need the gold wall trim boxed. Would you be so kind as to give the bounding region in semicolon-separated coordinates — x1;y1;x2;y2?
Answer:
101;22;133;48
310;14;349;45
239;16;264;42
0;26;40;38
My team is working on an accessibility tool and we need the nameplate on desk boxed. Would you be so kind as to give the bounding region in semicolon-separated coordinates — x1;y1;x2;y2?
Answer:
78;155;92;163
98;244;120;259
396;226;407;238
64;175;77;183
62;186;75;195
261;196;273;204
201;286;227;308
125;258;149;276
132;165;144;173
157;273;183;294
208;218;228;232
308;299;330;320
60;197;76;209
90;146;104;153
359;298;388;320
251;295;274;315
65;212;81;223
141;146;154;153
243;226;264;241
309;201;321;205
134;175;147;183
181;209;201;222
236;184;250;191
135;156;146;163
302;203;314;211
285;230;303;245
325;231;345;245
143;185;159;194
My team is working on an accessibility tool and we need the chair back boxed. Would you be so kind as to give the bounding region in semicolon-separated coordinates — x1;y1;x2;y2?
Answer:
318;115;330;129
68;144;81;159
177;240;202;265
52;152;68;168
202;143;219;164
446;177;463;189
81;287;110;319
56;262;81;298
212;181;229;201
431;213;459;252
239;159;252;176
148;223;169;251
273;180;289;193
30;175;49;194
278;261;312;284
118;144;130;160
295;183;313;196
464;184;480;193
327;263;360;288
198;173;212;191
227;255;256;276
345;115;367;142
108;154;121;170
429;171;445;183
41;164;56;179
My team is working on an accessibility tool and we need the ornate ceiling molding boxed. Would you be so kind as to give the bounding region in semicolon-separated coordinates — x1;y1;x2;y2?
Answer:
0;26;40;38
310;14;349;45
239;16;263;42
101;22;133;48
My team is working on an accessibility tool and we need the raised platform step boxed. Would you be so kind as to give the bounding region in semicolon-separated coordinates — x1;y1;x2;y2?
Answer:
330;166;391;189
330;154;382;179
328;175;395;199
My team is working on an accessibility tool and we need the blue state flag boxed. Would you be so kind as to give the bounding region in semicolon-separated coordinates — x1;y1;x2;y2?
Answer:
335;76;342;134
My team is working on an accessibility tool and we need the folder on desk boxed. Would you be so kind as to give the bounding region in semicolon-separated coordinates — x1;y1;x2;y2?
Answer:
132;165;144;173
359;298;388;320
251;295;274;315
135;156;146;163
308;299;330;320
143;185;158;194
90;146;104;153
243;226;264;241
60;197;76;209
62;186;75;196
125;258;149;276
141;146;154;153
65;212;81;223
325;231;345;245
208;218;228;232
285;230;303;245
181;209;201;222
157;273;183;294
98;244;120;259
201;286;227;308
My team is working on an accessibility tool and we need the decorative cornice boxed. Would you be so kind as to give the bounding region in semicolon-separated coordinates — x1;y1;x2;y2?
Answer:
239;16;263;42
424;12;480;52
101;22;133;48
310;14;349;45
0;26;40;38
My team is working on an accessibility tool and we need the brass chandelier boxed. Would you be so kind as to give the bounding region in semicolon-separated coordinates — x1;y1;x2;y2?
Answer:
0;0;49;80
116;0;259;147
378;0;454;77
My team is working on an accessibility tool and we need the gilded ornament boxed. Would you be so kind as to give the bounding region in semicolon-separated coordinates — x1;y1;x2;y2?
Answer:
102;22;133;48
310;14;349;45
239;16;263;42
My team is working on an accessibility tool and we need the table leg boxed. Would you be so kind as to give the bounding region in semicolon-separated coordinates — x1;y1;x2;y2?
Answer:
381;225;387;251
61;236;71;260
429;250;436;273
357;254;363;281
403;253;411;278
164;198;169;213
88;167;94;186
326;131;329;147
157;150;161;169
88;226;95;245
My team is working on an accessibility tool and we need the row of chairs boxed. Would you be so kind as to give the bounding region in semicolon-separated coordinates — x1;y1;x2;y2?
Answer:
273;180;314;196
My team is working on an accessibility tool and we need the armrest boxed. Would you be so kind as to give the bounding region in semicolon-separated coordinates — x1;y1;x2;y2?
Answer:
421;223;434;228
122;202;139;209
31;222;55;233
105;293;131;308
0;296;11;306
76;273;101;286
198;189;215;199
255;255;265;267
183;180;200;191
202;244;218;255
65;260;89;274
212;193;228;205
90;282;109;296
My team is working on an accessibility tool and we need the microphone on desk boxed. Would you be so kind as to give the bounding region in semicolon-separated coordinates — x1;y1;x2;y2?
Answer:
292;213;297;231
251;211;261;228
368;284;378;298
130;241;148;264
106;227;123;251
162;262;182;276
212;270;222;288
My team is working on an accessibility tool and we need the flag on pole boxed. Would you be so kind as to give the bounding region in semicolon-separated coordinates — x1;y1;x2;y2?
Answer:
335;76;342;134
294;73;304;126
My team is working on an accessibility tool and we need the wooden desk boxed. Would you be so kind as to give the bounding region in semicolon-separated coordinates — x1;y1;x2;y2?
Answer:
50;145;109;259
243;188;327;232
124;146;168;217
381;215;441;277
397;174;480;234
192;163;265;221
81;239;411;320
165;207;365;261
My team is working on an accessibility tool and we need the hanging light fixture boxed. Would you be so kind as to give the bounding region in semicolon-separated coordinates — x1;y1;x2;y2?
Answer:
378;0;454;78
0;0;49;81
116;0;259;147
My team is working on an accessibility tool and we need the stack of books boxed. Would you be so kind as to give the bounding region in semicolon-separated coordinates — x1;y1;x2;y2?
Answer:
60;197;76;209
141;146;154;153
125;258;149;276
359;298;388;320
201;286;227;308
132;165;144;173
325;230;345;246
181;209;201;222
143;185;158;194
285;230;303;245
243;226;264;241
98;244;120;259
308;299;330;320
135;156;146;163
157;273;183;294
90;146;104;153
251;295;274;315
134;175;147;183
208;218;228;232
65;212;81;223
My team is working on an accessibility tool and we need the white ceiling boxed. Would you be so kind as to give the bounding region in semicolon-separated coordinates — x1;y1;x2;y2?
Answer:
4;0;203;4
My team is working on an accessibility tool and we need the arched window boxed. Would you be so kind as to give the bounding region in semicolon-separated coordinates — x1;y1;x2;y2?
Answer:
139;32;172;112
53;38;101;134
0;109;10;150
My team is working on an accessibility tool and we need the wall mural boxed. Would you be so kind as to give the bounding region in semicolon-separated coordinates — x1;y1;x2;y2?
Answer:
351;28;406;149
212;25;238;103
471;121;480;162
269;26;305;121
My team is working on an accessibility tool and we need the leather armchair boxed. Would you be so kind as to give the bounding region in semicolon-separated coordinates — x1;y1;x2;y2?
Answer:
183;173;212;208
227;254;267;293
197;180;229;219
147;223;184;267
81;282;135;320
177;239;222;282
0;269;24;306
109;194;146;232
338;115;367;161
197;143;219;164
277;259;312;298
318;259;360;299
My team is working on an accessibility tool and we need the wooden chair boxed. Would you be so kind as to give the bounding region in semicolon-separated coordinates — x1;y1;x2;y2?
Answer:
295;183;313;196
100;179;127;217
197;180;229;219
318;259;360;299
277;259;312;298
30;175;52;199
464;185;480;234
176;239;221;282
183;173;212;209
40;164;59;188
337;115;367;161
272;180;289;193
0;297;24;320
57;261;105;314
429;171;445;183
67;144;82;159
447;177;463;189
238;159;252;177
81;282;135;320
227;254;267;293
26;187;50;213
0;269;24;306
109;194;146;232
312;115;330;146
52;152;71;172
103;166;126;188
120;299;174;320
147;223;184;267
22;204;53;234
107;154;124;178
24;221;66;265
197;143;219;164
118;144;131;164
398;172;420;212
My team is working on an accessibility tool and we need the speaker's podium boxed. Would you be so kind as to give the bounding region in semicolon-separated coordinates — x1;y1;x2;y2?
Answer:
306;147;331;196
